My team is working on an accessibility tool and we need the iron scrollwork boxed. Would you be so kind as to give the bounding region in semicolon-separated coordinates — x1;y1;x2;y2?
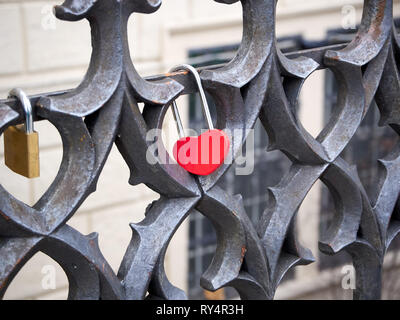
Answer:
0;0;399;300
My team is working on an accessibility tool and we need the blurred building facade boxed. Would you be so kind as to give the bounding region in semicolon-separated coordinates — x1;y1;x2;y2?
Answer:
0;0;400;299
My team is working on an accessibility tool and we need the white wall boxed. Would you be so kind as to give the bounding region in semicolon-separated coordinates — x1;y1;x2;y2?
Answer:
0;0;398;299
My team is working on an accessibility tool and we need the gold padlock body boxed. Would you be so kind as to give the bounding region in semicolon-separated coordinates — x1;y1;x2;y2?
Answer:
4;125;40;178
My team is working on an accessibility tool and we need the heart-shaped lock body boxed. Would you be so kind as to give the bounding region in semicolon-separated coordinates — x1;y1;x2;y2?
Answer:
173;129;230;176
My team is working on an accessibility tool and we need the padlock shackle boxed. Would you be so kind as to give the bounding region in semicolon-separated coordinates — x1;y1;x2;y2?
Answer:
169;64;214;137
172;101;185;139
8;88;34;134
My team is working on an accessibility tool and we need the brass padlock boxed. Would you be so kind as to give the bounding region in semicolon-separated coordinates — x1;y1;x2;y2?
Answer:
4;88;39;178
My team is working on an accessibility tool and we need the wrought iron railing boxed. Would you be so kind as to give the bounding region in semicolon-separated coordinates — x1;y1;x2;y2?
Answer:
0;0;399;300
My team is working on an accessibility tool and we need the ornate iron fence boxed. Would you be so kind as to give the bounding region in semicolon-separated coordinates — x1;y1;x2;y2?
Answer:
0;0;399;300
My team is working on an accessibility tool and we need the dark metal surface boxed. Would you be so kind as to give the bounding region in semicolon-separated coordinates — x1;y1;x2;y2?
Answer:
0;0;399;300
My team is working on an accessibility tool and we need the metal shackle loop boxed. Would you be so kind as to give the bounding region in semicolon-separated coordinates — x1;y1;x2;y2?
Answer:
8;88;34;134
169;64;214;139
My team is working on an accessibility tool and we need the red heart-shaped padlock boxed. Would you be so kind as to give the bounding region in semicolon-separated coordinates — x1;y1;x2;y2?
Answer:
173;129;230;176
